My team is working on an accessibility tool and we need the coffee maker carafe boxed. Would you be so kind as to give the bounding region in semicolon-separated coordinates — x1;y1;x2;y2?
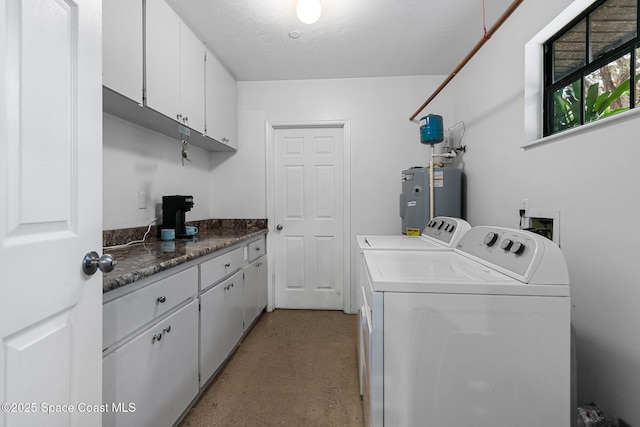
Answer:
160;195;194;238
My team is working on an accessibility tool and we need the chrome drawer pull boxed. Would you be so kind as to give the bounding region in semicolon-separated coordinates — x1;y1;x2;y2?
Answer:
157;296;166;304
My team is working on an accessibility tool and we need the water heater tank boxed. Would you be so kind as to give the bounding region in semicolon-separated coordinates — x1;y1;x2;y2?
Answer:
400;166;464;234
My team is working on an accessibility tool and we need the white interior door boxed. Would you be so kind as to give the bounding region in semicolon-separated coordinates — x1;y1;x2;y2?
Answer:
273;126;345;310
0;1;103;426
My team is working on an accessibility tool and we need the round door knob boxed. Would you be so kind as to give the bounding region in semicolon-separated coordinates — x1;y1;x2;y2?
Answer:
82;251;118;275
97;254;117;273
276;224;283;230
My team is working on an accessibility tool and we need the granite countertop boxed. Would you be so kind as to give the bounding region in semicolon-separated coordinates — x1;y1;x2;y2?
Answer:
102;219;267;293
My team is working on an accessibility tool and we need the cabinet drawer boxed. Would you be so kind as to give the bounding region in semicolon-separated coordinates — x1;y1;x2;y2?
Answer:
103;267;198;350
248;235;266;262
200;246;244;290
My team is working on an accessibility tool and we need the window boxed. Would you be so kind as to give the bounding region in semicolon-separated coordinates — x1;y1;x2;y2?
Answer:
544;0;639;136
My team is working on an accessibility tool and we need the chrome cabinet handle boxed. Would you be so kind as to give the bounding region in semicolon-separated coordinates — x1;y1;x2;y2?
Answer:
157;296;166;304
152;325;171;344
276;224;283;231
82;251;117;275
224;262;231;267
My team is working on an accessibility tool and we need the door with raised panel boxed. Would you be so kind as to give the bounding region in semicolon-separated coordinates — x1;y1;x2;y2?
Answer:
0;1;102;426
273;127;345;310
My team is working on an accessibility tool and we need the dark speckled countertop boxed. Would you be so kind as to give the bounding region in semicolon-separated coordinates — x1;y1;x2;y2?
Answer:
102;219;267;293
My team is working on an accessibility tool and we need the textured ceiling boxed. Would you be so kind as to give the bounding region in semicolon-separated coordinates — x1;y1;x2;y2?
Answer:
166;0;517;81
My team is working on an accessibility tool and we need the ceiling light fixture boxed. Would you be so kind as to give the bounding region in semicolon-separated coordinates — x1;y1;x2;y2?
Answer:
296;0;321;24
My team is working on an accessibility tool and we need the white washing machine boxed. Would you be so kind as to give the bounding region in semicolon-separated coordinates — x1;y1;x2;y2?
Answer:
356;216;471;253
355;216;470;396
355;216;471;308
359;226;571;427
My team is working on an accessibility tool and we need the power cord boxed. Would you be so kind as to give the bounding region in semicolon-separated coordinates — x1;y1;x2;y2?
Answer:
103;217;159;250
519;209;526;229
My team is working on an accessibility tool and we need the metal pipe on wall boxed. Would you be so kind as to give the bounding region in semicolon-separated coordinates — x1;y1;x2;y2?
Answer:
409;0;524;122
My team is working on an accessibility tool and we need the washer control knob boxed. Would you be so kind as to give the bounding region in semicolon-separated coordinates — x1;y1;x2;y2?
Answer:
510;241;526;255
449;225;455;233
500;239;513;250
483;232;499;246
437;221;445;229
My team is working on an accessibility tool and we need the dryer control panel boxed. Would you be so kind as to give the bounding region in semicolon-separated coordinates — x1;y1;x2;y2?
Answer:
455;226;569;285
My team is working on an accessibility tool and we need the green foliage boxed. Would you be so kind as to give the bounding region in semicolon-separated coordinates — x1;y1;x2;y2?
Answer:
552;76;634;134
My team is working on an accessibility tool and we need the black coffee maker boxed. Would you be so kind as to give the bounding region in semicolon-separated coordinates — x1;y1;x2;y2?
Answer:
160;195;194;238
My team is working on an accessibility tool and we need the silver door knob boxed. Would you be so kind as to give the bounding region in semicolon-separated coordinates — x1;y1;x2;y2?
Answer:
82;251;117;275
276;224;283;230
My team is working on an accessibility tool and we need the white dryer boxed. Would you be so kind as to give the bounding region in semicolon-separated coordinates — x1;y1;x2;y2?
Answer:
359;226;571;427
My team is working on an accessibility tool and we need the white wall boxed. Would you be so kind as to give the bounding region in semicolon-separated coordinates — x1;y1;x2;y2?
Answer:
439;0;640;423
103;113;213;230
217;76;451;310
226;76;451;228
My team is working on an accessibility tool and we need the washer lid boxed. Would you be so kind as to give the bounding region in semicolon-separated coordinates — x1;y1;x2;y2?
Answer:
364;250;569;297
357;235;451;251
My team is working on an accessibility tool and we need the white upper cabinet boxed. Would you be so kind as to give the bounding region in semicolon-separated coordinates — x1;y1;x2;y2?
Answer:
180;24;206;133
205;48;238;149
102;0;235;152
145;0;205;134
103;0;143;104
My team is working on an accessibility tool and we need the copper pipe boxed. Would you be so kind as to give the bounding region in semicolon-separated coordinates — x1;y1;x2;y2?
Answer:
409;0;524;122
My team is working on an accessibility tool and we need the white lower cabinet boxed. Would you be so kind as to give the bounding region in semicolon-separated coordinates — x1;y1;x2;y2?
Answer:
103;300;199;427
199;270;244;387
243;255;267;331
103;234;268;426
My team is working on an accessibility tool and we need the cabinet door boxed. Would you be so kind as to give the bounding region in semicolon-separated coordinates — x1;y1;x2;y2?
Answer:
179;23;205;133
243;255;267;330
145;0;181;120
199;270;244;386
103;300;199;427
103;0;143;103
255;256;268;314
205;48;238;148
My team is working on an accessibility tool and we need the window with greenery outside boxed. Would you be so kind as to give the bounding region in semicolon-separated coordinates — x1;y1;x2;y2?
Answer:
545;0;640;135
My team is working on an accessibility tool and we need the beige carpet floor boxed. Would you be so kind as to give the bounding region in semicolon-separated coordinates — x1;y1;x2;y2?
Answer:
179;309;364;427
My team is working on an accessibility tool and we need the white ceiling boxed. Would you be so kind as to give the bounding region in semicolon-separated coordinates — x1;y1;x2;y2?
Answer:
166;0;517;82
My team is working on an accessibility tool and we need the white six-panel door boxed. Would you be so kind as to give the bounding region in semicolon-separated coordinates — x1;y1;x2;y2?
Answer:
0;1;103;426
273;126;345;310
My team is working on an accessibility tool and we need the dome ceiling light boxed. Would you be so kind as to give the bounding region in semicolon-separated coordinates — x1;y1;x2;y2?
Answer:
296;0;321;24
